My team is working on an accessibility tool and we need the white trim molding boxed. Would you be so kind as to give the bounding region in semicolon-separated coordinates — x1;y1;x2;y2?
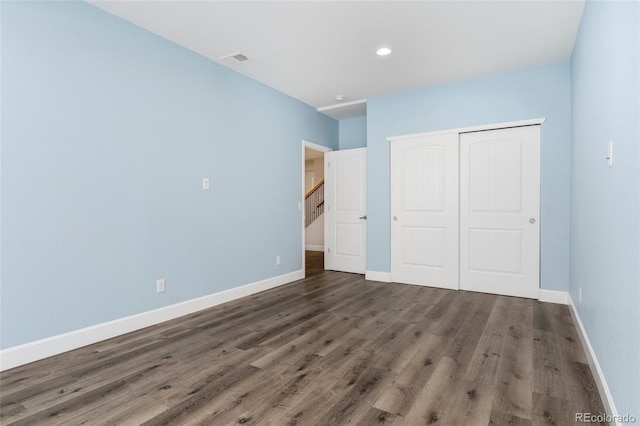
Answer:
387;118;546;142
538;289;569;304
317;98;366;113
305;244;324;252
0;270;304;372
568;294;620;425
365;271;392;283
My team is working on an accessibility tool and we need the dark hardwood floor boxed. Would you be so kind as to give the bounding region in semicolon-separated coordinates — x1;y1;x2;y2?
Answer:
0;251;605;425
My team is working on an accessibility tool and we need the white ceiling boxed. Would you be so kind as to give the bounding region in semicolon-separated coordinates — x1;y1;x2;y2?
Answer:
88;1;585;120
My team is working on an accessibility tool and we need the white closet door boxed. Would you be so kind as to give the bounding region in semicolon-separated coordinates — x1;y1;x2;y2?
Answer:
459;126;540;299
324;148;367;274
391;133;459;289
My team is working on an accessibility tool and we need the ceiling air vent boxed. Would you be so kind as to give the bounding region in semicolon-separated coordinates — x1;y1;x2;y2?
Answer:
219;52;250;66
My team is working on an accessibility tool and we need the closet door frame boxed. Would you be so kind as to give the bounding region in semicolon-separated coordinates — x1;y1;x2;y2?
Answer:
388;118;545;296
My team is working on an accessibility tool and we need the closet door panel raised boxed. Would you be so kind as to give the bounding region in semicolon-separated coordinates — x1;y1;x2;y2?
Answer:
391;133;459;289
459;125;540;298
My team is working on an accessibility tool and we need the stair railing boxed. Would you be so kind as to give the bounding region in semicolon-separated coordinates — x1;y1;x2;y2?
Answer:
305;179;324;228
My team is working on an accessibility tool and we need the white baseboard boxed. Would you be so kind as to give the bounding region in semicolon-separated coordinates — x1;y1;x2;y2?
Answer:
363;277;573;302
538;289;569;304
365;271;392;283
305;245;324;252
568;294;620;425
0;270;304;372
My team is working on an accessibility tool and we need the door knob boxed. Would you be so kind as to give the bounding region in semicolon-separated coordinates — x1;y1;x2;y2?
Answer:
393;216;398;221
359;215;367;220
529;218;536;224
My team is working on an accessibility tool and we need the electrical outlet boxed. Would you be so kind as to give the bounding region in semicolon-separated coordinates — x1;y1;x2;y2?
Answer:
579;287;582;304
276;256;281;266
157;278;166;293
202;178;210;190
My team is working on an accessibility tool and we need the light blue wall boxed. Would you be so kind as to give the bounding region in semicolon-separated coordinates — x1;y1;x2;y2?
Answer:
0;1;337;349
570;0;639;417
339;116;367;150
367;62;572;292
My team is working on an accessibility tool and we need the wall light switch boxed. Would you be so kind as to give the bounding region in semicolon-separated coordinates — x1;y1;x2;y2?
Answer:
606;141;613;167
203;178;210;190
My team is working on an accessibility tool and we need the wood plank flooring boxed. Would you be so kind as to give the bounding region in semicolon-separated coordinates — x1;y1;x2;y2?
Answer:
0;252;605;425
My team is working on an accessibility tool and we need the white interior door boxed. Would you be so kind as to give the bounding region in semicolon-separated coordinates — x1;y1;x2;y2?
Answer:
459;125;540;299
324;148;367;274
390;133;459;289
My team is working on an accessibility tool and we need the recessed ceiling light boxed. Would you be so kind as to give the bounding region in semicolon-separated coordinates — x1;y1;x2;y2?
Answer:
376;47;392;56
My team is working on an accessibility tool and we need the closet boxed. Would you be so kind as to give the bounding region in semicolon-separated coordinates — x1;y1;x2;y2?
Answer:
390;124;540;299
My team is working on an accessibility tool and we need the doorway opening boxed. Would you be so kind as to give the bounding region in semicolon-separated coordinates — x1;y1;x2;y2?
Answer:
302;141;332;277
